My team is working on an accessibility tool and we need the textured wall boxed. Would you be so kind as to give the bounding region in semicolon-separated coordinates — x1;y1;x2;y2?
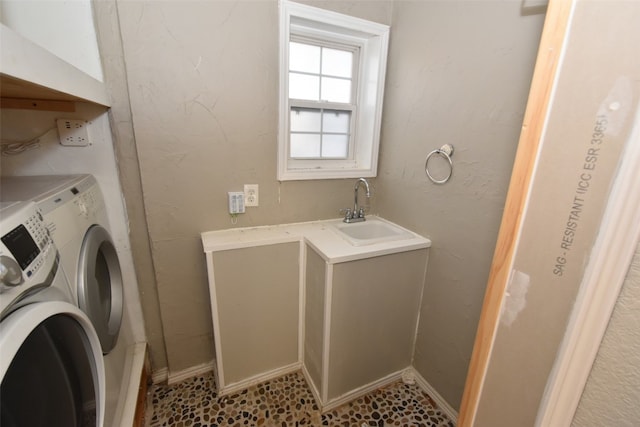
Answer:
93;0;168;371
376;1;544;409
115;0;392;373
111;1;546;404
572;241;640;426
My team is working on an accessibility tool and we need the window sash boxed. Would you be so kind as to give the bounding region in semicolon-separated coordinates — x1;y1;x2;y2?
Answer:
289;36;359;104
289;105;355;160
287;37;358;162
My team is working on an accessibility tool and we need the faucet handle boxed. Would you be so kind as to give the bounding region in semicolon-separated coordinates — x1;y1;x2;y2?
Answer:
357;207;366;218
340;208;352;220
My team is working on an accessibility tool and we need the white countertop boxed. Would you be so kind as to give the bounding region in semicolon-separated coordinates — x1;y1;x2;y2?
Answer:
201;216;431;264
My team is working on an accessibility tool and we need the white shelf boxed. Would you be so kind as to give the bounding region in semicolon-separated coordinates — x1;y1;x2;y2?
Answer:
0;24;109;107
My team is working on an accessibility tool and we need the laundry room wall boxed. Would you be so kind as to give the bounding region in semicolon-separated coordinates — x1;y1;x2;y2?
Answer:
109;1;545;396
112;0;393;374
92;0;169;372
374;1;545;410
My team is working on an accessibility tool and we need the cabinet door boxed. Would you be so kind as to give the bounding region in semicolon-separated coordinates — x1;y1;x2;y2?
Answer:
211;243;299;386
328;249;427;400
304;245;326;393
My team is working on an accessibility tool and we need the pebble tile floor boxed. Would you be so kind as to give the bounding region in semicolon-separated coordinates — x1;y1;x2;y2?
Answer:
145;371;454;427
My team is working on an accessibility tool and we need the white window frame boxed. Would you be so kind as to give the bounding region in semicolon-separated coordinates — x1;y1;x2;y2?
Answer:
278;0;390;181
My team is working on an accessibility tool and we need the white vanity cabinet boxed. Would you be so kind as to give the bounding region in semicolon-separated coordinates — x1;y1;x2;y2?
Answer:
201;218;431;408
304;245;429;410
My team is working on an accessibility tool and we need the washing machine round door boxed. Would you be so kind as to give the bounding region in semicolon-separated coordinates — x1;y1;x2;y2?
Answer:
78;225;123;354
0;301;106;427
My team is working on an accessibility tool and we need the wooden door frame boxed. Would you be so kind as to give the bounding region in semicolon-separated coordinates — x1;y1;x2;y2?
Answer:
458;0;640;425
457;0;575;423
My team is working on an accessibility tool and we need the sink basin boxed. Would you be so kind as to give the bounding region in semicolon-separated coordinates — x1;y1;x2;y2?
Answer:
332;218;414;246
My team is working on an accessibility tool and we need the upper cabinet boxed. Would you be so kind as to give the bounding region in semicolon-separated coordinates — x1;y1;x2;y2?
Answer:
0;0;109;107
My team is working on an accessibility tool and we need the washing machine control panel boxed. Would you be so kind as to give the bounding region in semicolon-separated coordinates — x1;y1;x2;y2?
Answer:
0;201;57;293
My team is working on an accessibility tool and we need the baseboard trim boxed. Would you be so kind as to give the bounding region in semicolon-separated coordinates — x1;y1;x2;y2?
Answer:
218;362;302;396
151;367;168;385
409;367;458;424
320;370;403;413
167;360;216;385
301;365;322;410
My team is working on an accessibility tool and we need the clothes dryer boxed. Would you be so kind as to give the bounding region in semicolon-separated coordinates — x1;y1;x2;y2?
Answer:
0;201;71;316
0;201;105;427
1;175;123;354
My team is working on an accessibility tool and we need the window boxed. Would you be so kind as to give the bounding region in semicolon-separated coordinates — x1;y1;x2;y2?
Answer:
278;1;390;180
288;41;356;160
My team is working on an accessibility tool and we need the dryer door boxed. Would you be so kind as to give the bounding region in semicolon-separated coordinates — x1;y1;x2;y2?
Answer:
78;225;123;354
0;301;106;427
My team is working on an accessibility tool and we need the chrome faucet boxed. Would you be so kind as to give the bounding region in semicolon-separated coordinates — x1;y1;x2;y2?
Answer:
342;178;371;223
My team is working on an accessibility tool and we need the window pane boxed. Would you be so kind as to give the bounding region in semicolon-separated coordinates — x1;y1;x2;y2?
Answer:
321;77;351;103
322;110;350;133
289;73;319;100
322;48;352;78
291;108;321;132
290;133;321;158
289;42;320;73
322;134;349;158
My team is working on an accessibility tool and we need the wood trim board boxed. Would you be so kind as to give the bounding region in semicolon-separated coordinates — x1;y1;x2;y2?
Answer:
0;97;75;112
457;1;575;424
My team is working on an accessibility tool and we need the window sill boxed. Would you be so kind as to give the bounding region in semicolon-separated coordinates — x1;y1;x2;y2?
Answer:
278;166;377;181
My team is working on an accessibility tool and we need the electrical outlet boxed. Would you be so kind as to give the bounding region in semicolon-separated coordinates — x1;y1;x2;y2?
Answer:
57;119;90;147
244;184;259;207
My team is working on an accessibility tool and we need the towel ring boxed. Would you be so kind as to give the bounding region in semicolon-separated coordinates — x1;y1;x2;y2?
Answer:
425;144;454;184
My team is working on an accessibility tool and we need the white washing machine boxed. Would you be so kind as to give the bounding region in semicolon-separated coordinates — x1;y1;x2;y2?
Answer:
1;175;124;354
1;200;105;426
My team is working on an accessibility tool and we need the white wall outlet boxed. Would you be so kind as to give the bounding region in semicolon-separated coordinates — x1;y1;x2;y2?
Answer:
56;119;90;146
244;184;259;207
228;192;245;214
